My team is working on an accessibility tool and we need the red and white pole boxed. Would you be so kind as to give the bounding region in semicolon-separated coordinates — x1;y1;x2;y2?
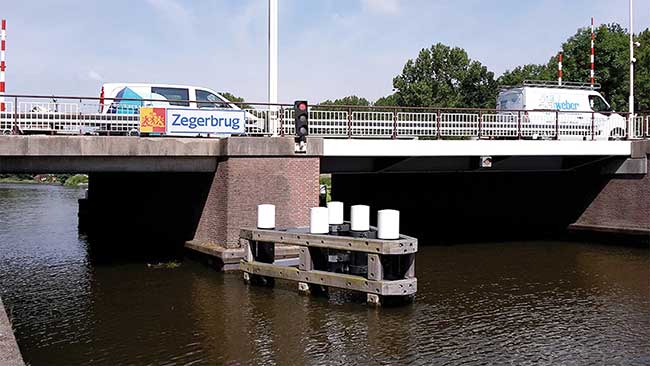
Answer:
590;17;595;88
0;19;6;112
558;51;563;86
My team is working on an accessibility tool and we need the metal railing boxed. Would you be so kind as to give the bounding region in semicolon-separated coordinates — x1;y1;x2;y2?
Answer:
0;94;648;140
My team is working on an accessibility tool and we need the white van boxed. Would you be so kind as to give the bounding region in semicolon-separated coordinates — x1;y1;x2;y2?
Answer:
496;80;627;140
99;83;264;134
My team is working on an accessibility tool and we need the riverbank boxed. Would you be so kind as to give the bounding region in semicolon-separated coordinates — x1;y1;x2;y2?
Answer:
0;297;25;366
0;174;88;187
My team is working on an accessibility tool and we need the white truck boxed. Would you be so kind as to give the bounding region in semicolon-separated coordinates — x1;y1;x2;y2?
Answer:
496;80;627;140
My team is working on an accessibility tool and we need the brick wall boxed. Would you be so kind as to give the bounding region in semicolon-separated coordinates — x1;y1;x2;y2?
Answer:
573;158;650;232
194;157;320;248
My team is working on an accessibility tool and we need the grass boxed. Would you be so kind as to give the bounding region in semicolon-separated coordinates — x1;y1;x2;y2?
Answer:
147;261;182;269
63;174;89;187
0;178;39;184
320;174;332;202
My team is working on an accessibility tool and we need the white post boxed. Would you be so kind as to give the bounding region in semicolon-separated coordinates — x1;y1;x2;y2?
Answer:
629;0;635;136
268;0;279;136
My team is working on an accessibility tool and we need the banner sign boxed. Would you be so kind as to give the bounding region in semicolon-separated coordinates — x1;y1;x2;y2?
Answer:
165;108;246;135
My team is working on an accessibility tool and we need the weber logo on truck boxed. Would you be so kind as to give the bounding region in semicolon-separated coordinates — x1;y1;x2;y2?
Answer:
553;100;579;110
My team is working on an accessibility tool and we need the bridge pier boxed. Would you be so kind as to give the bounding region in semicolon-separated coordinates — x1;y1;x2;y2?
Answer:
571;156;650;237
188;156;319;270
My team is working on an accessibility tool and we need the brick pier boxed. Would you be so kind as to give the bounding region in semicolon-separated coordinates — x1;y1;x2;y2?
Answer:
188;156;319;269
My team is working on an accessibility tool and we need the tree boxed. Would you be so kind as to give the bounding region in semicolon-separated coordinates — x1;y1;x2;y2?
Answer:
550;23;631;111
374;94;398;106
319;95;371;106
497;64;551;86
391;43;497;108
635;29;650;111
219;91;251;109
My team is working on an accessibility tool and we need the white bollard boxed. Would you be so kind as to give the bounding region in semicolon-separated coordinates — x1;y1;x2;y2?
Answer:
257;204;275;229
310;207;329;234
377;209;400;239
350;205;370;232
327;201;344;225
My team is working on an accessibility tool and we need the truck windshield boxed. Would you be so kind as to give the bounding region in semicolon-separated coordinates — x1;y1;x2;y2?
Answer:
589;95;611;113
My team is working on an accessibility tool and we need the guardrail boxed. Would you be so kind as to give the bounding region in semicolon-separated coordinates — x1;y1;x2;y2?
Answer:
0;94;648;140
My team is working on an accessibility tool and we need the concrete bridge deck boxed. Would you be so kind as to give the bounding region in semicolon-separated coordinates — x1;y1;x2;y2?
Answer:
0;136;648;173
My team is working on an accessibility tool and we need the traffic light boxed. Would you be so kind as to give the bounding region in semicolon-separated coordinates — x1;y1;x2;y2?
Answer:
294;100;308;140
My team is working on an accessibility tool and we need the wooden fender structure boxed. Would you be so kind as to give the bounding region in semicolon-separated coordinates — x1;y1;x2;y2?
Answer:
240;224;417;306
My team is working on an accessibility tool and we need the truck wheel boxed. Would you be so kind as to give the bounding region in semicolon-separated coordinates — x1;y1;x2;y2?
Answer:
2;129;11;135
128;129;140;137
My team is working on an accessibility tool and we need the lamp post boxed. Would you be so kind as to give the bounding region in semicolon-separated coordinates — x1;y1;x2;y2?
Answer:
269;0;278;136
628;0;635;136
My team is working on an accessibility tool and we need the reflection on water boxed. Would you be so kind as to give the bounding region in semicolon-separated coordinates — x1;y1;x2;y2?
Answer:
0;183;648;365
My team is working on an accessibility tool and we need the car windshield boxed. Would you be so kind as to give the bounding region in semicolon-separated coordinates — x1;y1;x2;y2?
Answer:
151;87;189;106
196;90;231;108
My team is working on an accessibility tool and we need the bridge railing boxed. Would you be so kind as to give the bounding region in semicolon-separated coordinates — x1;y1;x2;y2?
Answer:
0;94;648;140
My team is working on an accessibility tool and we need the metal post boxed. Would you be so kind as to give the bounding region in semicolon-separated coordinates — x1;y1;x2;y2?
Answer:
478;110;482;138
628;0;634;134
555;110;559;140
392;108;397;139
12;95;17;134
436;109;441;139
347;107;352;139
517;110;522;139
268;0;278;136
0;19;5;112
279;106;284;136
591;111;595;140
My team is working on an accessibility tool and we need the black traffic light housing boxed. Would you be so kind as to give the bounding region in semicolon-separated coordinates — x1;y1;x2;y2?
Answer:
294;100;308;142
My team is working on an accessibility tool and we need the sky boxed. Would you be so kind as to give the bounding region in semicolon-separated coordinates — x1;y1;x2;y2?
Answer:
1;0;648;104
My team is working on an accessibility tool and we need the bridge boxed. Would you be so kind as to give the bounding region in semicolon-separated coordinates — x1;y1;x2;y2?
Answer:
1;133;648;268
0;94;648;269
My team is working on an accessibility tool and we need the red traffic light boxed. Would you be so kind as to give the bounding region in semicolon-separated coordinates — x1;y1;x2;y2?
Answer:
298;102;307;111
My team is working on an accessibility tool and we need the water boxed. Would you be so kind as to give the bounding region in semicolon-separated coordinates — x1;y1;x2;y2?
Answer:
0;183;648;365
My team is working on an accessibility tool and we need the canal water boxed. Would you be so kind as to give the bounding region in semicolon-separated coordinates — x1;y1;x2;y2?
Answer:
0;183;648;365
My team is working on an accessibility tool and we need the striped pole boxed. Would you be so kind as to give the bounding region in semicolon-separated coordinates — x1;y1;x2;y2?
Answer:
590;17;595;88
558;51;563;86
0;19;5;112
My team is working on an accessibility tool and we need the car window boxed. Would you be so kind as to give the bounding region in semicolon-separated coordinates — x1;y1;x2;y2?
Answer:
151;87;189;106
196;89;231;108
589;95;611;113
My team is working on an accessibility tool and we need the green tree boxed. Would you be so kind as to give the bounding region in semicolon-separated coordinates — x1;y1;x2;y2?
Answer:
391;43;497;108
552;23;630;110
319;95;371;106
635;29;650;111
498;64;551;86
374;94;398;106
219;91;252;109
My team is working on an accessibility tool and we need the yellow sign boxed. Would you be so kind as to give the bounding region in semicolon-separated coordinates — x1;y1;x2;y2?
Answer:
140;107;166;133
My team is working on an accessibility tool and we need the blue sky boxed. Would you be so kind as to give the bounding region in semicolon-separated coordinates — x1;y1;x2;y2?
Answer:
2;0;648;103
